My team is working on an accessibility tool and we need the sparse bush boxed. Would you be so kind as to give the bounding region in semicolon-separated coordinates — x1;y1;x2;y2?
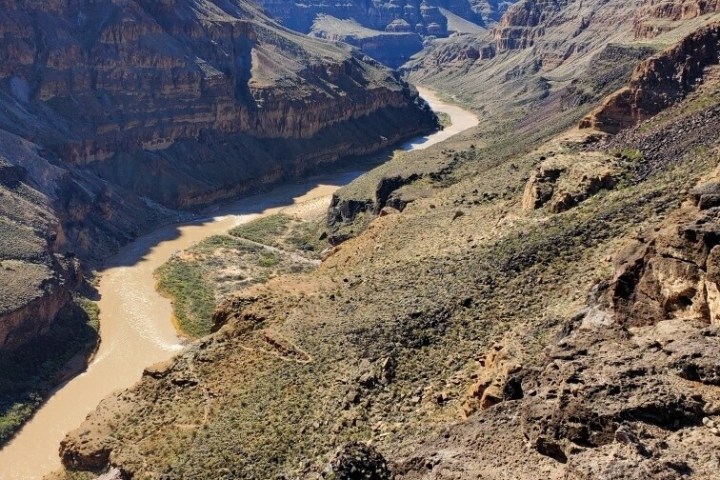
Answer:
230;214;292;245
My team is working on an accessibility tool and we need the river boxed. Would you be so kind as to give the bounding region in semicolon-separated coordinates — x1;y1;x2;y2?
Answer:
0;87;478;480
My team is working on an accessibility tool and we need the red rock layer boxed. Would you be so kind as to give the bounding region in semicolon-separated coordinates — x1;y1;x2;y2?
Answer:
580;23;720;133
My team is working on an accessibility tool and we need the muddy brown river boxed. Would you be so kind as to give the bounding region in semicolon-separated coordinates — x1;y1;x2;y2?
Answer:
0;87;478;480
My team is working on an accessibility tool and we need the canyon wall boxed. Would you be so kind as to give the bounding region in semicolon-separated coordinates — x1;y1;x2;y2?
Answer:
581;23;720;133
0;0;437;208
309;16;424;69
0;0;436;353
255;0;514;37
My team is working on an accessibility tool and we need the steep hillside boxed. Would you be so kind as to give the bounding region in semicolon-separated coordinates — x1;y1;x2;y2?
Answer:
581;23;720;132
54;6;720;480
0;0;436;445
405;0;720;135
256;0;514;36
0;0;436;208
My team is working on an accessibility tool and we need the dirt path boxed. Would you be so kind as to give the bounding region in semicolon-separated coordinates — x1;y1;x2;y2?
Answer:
0;88;478;480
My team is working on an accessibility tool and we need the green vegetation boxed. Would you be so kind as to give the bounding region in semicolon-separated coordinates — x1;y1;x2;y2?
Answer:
613;148;643;162
286;220;328;255
230;212;327;258
258;252;280;268
436;112;452;129
155;215;326;338
75;296;100;332
0;401;36;443
156;258;216;338
229;214;292;246
0;298;98;445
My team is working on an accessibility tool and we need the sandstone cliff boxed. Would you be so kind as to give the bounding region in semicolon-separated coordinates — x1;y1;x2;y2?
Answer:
0;0;436;208
581;23;720;133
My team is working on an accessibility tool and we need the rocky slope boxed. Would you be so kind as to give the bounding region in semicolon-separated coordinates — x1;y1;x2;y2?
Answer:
0;0;436;208
404;0;720;137
256;0;514;36
0;0;436;445
580;23;720;133
53;6;720;480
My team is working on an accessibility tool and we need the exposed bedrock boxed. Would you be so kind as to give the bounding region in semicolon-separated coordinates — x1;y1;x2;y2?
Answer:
581;23;720;133
254;0;513;38
0;0;437;209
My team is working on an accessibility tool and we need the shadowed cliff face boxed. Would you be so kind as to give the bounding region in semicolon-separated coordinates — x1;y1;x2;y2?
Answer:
0;0;436;372
0;0;437;208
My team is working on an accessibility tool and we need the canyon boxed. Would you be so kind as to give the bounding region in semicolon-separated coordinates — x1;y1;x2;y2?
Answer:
0;88;474;480
3;0;720;479
0;0;435;398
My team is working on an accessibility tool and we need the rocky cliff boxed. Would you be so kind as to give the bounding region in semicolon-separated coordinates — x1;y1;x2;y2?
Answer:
0;133;82;354
0;0;436;208
580;23;720;133
53;5;720;479
310;15;424;69
634;0;720;38
255;0;513;36
492;0;569;51
0;122;174;358
252;0;516;67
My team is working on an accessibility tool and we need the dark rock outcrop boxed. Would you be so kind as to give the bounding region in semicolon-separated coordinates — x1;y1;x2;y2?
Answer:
522;155;618;212
520;313;719;473
323;442;392;480
0;258;80;353
604;187;720;327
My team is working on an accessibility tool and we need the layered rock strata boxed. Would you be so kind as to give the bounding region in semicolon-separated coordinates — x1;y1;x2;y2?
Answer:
0;0;436;352
581;23;720;133
0;0;437;208
255;0;513;37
